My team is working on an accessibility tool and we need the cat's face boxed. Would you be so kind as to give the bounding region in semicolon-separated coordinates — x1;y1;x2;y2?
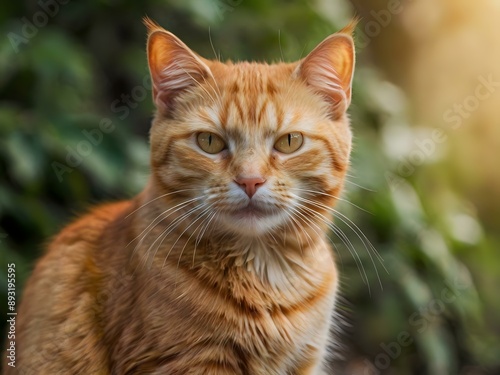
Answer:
146;19;355;237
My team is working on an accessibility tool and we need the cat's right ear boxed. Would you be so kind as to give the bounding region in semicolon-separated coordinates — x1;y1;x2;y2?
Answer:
145;18;212;115
293;22;356;119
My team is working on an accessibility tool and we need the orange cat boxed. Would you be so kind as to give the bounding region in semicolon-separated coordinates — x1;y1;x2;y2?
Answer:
6;19;355;374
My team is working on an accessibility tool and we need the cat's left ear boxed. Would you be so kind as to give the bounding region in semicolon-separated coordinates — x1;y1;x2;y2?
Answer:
294;23;356;119
145;18;213;115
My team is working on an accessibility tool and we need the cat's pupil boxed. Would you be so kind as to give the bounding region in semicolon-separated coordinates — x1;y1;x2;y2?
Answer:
209;134;212;146
288;133;291;146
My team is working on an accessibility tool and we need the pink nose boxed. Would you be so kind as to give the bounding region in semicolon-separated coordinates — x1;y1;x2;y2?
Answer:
234;176;266;198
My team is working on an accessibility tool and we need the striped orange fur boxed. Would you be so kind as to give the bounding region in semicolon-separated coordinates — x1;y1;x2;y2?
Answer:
7;19;356;375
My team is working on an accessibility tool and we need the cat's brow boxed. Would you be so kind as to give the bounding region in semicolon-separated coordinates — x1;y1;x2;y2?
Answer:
223;127;277;144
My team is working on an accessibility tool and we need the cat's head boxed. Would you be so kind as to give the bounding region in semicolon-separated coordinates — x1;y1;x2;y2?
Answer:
145;19;355;237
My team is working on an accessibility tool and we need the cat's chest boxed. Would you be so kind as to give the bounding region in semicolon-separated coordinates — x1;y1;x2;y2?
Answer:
110;243;336;373
147;272;333;374
184;251;335;367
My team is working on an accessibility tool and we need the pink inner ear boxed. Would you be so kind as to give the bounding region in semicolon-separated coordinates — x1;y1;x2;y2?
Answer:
301;58;348;115
296;34;355;118
148;31;212;115
153;58;207;114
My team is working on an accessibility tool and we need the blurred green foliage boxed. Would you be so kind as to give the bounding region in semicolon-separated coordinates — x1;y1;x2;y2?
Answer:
1;1;499;374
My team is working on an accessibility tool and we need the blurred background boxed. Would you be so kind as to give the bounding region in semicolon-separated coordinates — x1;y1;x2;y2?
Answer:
1;0;499;374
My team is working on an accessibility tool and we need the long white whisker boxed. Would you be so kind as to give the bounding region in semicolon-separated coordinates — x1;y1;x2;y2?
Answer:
294;195;386;291
128;197;201;250
290;204;342;258
208;27;219;61
193;211;218;267
344;178;377;192
287;207;317;258
169;206;216;285
164;205;215;268
288;206;329;261
289;187;372;215
125;189;199;218
296;195;384;265
294;202;370;290
144;203;207;268
129;198;202;267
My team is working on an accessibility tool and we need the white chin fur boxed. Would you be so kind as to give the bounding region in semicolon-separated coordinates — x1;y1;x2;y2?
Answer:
219;212;286;236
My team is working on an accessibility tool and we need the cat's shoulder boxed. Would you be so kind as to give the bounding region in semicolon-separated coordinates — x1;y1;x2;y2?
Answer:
25;200;132;292
52;200;132;245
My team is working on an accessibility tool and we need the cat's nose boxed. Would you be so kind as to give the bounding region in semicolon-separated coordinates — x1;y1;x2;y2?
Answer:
234;176;266;198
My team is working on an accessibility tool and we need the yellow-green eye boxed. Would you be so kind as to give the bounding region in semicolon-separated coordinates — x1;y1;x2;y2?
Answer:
274;132;303;154
197;132;226;154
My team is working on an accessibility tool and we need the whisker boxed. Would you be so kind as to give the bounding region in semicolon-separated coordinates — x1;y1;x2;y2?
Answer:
334;210;385;265
344;178;377;192
144;203;207;268
285;213;306;257
128;197;201;261
294;202;369;290
170;207;216;286
294;195;386;291
208;27;219;61
125;189;199;218
176;208;214;266
289;204;345;268
289;187;372;215
296;195;384;265
287;207;318;258
164;205;214;267
293;197;381;289
193;211;218;267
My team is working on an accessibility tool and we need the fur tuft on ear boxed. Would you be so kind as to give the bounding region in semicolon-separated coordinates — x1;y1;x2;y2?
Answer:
294;21;356;119
145;18;213;115
338;17;359;37
143;16;163;35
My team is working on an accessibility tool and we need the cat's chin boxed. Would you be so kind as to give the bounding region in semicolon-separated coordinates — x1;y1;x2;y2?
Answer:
219;205;285;236
231;204;270;219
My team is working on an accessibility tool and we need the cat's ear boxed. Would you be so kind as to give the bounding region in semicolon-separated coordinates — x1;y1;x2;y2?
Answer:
294;23;356;119
145;18;212;115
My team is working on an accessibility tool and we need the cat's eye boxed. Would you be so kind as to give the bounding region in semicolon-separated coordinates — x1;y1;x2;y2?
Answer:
197;132;226;154
274;132;304;154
